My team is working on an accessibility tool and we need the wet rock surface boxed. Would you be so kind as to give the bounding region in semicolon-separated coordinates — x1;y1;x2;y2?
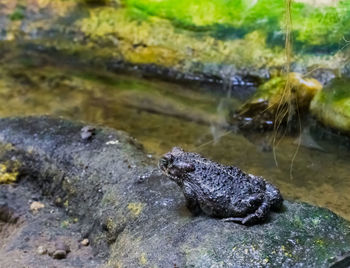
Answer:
0;116;349;267
0;183;99;268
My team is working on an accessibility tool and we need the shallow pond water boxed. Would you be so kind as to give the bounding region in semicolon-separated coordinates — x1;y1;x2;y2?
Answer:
1;48;350;221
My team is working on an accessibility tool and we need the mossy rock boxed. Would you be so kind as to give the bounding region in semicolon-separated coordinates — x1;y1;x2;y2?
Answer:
124;0;350;49
1;1;350;86
232;73;322;130
311;78;350;134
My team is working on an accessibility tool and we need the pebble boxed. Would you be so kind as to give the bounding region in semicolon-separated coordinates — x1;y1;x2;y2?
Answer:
81;238;89;246
51;241;70;260
53;249;67;259
30;201;45;212
81;126;95;140
37;246;47;255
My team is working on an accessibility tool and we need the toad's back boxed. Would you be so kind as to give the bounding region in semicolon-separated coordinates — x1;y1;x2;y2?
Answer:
187;157;267;198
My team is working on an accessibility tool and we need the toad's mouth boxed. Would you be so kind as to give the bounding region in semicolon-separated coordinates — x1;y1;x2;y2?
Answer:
159;167;177;181
158;163;180;182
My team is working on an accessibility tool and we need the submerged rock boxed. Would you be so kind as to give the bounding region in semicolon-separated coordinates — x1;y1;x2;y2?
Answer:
0;116;349;267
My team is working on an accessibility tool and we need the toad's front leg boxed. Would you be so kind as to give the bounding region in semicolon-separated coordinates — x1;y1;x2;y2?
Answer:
183;183;201;215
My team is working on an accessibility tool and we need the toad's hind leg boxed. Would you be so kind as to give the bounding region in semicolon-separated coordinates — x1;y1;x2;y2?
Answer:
224;198;270;225
266;183;283;211
222;194;264;224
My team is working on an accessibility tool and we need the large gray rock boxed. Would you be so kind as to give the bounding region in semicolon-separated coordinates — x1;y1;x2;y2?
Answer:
0;116;349;267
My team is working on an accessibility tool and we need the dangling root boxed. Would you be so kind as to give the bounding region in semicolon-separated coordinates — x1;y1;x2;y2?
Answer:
272;0;300;177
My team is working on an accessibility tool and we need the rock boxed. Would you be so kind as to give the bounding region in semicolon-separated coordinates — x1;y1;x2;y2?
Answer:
51;241;70;260
81;239;89;246
30;201;45;212
37;246;47;255
81;126;96;140
0;203;19;224
310;78;350;134
1;1;349;89
0;177;98;267
0;116;349;267
55;241;70;253
52;249;67;260
232;73;322;130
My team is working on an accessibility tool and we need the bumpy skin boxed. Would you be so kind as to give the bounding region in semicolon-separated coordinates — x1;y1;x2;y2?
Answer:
159;147;283;225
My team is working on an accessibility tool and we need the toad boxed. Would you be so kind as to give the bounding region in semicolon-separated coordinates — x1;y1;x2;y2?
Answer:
159;147;283;225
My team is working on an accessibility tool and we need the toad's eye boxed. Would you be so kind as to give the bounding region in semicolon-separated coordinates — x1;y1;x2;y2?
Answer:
160;157;168;167
159;154;174;168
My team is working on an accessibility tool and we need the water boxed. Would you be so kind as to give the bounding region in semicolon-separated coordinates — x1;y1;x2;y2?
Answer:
1;47;350;221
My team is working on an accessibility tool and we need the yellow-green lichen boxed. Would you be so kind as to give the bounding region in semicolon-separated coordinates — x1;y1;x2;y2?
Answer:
280;245;293;258
105;217;117;232
263;258;269;265
139;252;148;266
61;220;70;228
0;163;18;184
315;238;325;247
127;202;145;216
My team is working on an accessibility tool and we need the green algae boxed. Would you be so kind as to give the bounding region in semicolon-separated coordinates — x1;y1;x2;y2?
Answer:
124;0;350;50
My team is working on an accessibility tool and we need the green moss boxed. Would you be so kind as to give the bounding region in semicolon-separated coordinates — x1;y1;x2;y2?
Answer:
236;73;322;125
123;0;350;49
77;7;283;70
310;78;350;133
124;0;284;29
9;5;26;21
293;3;350;49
